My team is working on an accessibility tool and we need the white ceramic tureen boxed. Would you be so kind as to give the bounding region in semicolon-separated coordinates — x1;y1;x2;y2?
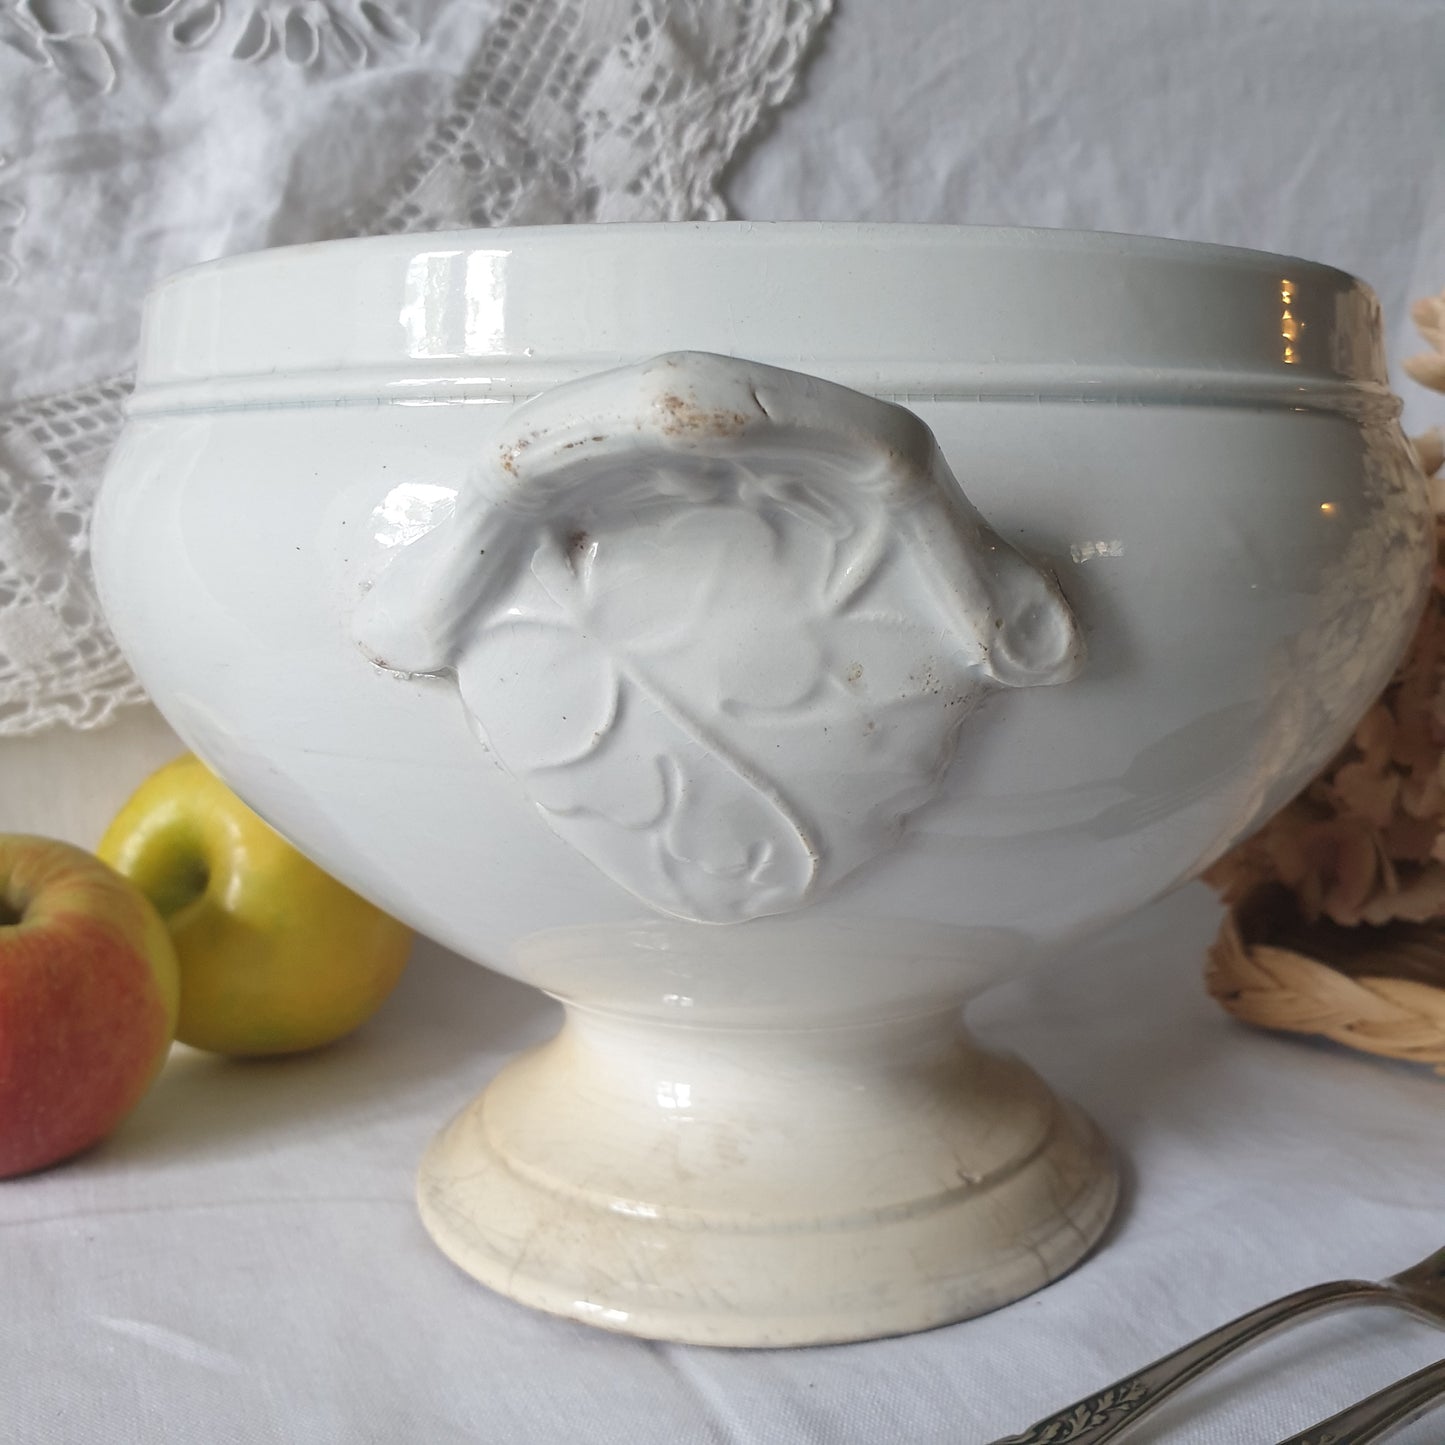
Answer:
94;223;1430;1347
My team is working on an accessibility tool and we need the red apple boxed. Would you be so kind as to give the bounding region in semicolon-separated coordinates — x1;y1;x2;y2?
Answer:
0;835;179;1178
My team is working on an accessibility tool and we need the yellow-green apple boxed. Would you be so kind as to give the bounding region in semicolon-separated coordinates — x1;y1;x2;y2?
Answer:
0;835;179;1178
98;754;413;1056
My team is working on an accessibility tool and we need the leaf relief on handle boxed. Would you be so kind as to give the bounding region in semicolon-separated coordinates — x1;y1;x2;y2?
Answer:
355;351;1082;924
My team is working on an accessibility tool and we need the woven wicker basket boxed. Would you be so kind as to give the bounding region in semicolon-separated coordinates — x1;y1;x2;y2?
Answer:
1208;886;1445;1069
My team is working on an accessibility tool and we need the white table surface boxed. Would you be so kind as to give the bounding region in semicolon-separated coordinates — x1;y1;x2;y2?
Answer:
5;1;1445;1440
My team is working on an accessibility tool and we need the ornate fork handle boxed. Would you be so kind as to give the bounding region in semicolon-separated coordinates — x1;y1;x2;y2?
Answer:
992;1280;1411;1444
1280;1356;1445;1444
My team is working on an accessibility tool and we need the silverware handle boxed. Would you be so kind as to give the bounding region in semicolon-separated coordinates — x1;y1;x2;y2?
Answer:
992;1280;1385;1445
1278;1356;1445;1444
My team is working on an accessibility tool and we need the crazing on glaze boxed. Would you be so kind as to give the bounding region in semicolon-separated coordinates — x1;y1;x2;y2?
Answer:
355;352;1082;923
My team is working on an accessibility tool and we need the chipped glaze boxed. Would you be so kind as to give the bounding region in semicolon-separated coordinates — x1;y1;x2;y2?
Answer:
94;223;1432;1345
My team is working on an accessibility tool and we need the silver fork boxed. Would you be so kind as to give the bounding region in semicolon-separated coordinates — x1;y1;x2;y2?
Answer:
1279;1356;1445;1444
990;1247;1445;1445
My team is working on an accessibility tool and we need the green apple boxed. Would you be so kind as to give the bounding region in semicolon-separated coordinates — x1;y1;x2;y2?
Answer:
0;834;179;1178
99;755;413;1056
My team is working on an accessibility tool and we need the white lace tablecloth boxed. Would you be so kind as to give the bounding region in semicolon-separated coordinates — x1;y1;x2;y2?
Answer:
4;2;1445;1441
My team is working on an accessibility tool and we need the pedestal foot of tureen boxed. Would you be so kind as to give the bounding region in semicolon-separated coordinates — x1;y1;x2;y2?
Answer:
416;1003;1117;1347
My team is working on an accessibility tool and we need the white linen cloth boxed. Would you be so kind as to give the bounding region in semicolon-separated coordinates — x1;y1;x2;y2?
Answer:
3;2;1445;1441
0;0;832;733
1;885;1442;1444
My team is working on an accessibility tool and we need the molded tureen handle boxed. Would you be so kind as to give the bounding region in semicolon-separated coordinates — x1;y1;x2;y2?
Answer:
355;351;1082;924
